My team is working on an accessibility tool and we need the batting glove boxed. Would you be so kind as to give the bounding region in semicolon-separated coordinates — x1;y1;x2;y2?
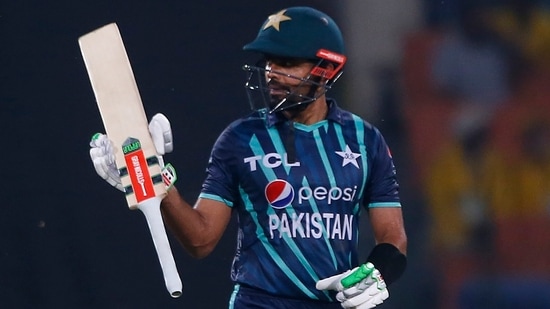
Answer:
89;133;124;192
89;113;176;191
316;262;389;309
148;113;173;157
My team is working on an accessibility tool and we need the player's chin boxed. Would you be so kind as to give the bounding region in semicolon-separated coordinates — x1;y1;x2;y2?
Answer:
268;96;284;108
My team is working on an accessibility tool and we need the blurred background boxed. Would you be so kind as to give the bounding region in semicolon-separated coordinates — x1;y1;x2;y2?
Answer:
2;0;550;308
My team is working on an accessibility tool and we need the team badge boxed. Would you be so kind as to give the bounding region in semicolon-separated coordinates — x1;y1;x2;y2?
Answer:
335;144;361;168
263;9;292;31
265;179;294;209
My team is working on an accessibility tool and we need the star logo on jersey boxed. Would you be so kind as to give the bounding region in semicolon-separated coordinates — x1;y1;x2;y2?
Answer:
335;145;361;168
263;9;292;31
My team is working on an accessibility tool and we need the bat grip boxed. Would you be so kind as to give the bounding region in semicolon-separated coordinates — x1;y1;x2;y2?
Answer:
138;197;183;298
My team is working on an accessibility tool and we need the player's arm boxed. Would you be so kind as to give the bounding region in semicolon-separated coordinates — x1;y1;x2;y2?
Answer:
362;129;407;284
369;207;407;254
160;189;232;259
367;207;407;283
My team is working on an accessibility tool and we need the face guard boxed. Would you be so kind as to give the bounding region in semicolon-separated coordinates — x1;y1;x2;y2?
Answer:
243;49;346;113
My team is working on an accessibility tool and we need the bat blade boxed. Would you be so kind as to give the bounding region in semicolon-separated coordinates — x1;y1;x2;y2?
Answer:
78;23;164;208
79;23;182;297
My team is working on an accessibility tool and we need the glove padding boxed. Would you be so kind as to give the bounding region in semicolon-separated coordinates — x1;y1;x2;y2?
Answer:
316;262;389;309
90;133;124;192
89;113;174;192
148;113;173;156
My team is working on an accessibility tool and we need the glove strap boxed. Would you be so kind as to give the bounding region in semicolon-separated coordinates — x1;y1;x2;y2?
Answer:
367;243;407;285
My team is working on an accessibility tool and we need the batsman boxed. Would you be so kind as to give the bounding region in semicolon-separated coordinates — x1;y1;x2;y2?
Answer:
90;6;407;308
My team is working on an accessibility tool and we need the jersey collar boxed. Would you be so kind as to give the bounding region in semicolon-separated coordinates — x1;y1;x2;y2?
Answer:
265;98;344;127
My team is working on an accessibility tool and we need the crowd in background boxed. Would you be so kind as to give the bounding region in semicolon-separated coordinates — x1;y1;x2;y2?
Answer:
399;0;550;307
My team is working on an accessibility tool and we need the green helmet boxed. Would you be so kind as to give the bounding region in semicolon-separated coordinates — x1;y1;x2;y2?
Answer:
243;6;345;60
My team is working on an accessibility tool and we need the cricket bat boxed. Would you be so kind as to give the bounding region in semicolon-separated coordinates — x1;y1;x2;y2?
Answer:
78;23;183;298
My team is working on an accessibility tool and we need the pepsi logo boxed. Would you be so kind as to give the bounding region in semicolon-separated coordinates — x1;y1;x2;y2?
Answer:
265;179;294;209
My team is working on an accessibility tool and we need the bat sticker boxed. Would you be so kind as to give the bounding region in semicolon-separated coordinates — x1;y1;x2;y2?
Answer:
122;137;155;203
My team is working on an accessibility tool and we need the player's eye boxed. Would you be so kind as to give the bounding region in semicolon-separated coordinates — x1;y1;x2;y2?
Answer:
265;56;305;68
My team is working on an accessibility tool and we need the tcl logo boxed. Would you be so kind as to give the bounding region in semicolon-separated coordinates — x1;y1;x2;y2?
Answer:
244;153;300;171
265;179;358;209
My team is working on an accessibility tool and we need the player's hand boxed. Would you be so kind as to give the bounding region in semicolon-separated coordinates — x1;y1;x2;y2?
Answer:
89;133;124;192
316;262;389;309
148;113;177;189
89;113;176;191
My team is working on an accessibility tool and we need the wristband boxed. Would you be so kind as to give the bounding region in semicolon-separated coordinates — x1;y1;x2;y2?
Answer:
367;243;406;285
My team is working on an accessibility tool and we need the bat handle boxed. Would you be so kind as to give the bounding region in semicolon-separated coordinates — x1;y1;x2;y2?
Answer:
138;196;183;298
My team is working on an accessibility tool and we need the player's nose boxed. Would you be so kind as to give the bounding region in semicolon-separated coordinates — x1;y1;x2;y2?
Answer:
265;64;276;79
265;62;284;80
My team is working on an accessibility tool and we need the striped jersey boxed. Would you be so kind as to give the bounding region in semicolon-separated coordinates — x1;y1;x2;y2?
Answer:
199;100;401;301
